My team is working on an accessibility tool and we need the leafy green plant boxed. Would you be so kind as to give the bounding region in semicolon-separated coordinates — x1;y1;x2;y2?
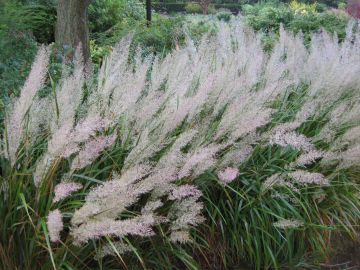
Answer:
0;0;56;43
0;30;37;133
289;10;350;41
242;1;351;46
185;2;216;14
289;0;317;14
242;2;295;32
92;14;195;58
185;2;204;14
130;15;186;56
216;10;233;22
89;0;144;34
90;40;113;66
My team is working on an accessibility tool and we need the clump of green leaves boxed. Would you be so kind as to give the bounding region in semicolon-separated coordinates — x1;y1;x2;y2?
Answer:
89;0;144;34
242;0;351;47
185;2;216;14
0;0;56;43
92;14;216;61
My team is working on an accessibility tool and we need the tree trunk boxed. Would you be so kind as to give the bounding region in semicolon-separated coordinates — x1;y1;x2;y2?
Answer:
146;0;152;25
346;0;360;18
198;0;211;15
55;0;91;64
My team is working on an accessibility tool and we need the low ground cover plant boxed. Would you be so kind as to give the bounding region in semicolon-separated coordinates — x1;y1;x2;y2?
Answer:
242;1;351;42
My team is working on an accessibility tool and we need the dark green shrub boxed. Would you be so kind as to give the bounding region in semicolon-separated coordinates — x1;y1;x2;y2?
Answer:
0;0;56;43
185;2;203;14
289;10;349;40
89;0;144;34
214;3;243;13
0;31;37;98
216;10;233;21
243;2;295;32
90;14;190;60
242;1;350;41
131;15;186;56
152;2;187;13
185;2;216;14
0;30;38;132
90;40;113;66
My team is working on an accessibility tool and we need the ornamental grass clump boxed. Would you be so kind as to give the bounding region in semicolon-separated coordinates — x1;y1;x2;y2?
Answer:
1;18;360;269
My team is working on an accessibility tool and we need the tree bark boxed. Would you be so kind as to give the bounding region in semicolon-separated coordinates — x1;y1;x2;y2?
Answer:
197;0;211;15
55;0;91;64
146;0;152;25
347;0;360;18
